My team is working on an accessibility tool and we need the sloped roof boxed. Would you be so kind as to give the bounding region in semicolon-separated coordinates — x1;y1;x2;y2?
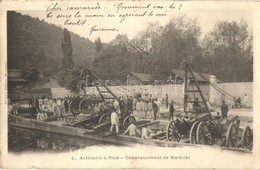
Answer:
172;70;221;83
8;77;26;82
130;72;153;81
24;78;61;89
8;69;23;73
32;78;61;89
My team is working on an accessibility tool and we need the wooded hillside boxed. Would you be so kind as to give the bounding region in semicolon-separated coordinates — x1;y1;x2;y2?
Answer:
7;11;95;77
7;11;253;85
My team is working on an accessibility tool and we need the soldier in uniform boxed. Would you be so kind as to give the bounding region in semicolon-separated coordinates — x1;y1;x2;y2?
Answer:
221;100;229;118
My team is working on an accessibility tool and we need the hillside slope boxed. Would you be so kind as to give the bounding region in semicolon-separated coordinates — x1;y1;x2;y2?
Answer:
7;11;95;76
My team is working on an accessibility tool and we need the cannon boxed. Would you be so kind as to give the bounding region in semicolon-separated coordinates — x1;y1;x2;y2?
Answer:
67;69;135;129
189;115;253;150
165;61;253;150
166;112;211;142
166;61;212;142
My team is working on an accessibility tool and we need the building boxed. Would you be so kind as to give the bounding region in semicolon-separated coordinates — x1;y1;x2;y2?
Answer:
8;67;70;100
122;72;153;85
18;78;70;99
8;69;27;101
171;69;221;85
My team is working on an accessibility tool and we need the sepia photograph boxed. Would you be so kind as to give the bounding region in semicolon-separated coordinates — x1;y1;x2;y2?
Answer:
1;0;259;169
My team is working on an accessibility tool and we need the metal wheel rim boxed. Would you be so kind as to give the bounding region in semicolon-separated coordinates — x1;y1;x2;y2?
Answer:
166;120;181;142
69;100;81;115
98;113;110;125
242;126;252;150
196;122;210;145
226;123;238;148
189;121;199;144
123;116;136;126
79;99;94;114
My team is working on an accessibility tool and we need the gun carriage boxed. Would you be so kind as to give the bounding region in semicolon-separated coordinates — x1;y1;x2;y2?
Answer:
67;69;135;129
166;62;253;150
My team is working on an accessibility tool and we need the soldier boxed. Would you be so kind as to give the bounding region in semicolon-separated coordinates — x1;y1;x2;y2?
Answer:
221;100;229;118
152;99;158;120
148;99;153;119
135;99;141;116
193;97;202;114
123;120;140;137
169;100;175;121
243;94;248;108
110;108;119;134
64;98;69;113
165;94;169;109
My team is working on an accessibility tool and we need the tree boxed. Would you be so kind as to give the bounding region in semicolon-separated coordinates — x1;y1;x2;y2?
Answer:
22;68;40;82
57;68;81;92
58;29;78;91
128;16;202;80
202;20;253;82
61;28;74;69
95;37;103;56
93;46;129;80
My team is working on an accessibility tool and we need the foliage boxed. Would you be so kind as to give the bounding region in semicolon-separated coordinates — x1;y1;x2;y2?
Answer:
57;68;81;92
22;68;40;82
7;11;95;76
93;37;130;80
8;11;253;83
94;16;253;82
95;37;103;56
202;21;253;82
61;29;74;69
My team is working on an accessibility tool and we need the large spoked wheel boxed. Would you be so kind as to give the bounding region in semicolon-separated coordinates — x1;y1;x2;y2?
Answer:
123;116;136;126
120;109;128;118
79;98;95;114
189;121;199;144
166;120;181;142
69;99;81;115
242;126;253;150
98;113;110;125
226;123;238;148
196;122;212;145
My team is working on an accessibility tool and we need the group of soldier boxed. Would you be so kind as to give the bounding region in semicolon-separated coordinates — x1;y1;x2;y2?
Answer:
29;96;71;121
110;94;172;137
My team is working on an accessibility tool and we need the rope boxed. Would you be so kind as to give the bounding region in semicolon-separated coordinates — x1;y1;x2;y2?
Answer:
183;62;247;107
196;72;249;107
176;61;184;76
197;72;234;100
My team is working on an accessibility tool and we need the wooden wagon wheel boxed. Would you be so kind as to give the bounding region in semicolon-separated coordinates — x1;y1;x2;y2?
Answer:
79;98;95;114
121;109;132;119
196;121;212;145
241;126;253;150
69;100;81;115
189;121;199;144
123;116;136;126
98;113;110;125
226;122;238;148
166;120;181;142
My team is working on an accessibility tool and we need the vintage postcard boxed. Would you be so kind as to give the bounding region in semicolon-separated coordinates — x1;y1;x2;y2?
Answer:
0;0;259;169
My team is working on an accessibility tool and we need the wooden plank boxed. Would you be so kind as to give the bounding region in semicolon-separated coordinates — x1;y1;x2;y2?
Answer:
151;132;166;139
158;136;167;140
93;122;111;130
68;117;92;126
136;121;160;129
9;115;252;153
